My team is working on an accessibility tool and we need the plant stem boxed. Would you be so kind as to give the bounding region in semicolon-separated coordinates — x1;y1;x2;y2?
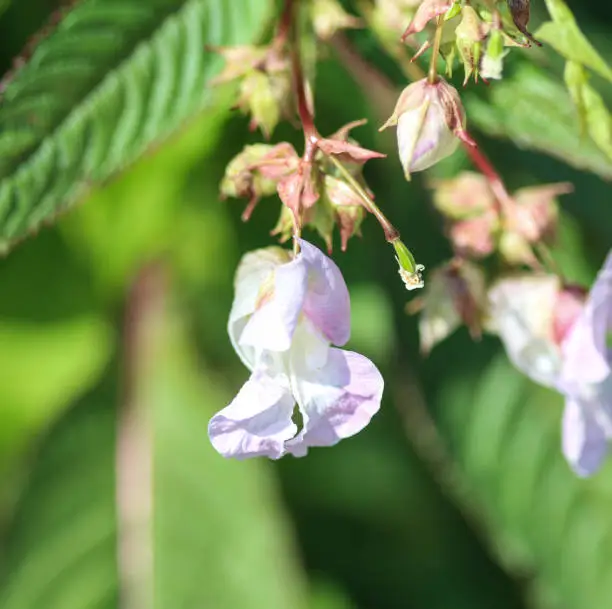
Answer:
428;16;444;84
328;154;400;242
461;138;513;212
273;0;296;52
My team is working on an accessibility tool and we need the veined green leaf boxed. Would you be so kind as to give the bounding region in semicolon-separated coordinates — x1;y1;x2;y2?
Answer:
465;63;612;179
536;0;612;83
435;354;612;609
0;0;273;251
564;61;612;161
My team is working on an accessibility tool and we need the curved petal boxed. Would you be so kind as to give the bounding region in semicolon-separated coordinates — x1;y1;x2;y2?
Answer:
562;397;609;477
562;251;612;386
228;247;291;369
298;239;351;346
239;255;308;352
208;374;296;460
488;275;561;387
287;345;383;457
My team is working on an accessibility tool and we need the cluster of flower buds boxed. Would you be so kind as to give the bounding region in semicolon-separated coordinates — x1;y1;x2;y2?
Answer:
210;43;293;138
220;121;385;252
431;171;572;265
401;0;539;84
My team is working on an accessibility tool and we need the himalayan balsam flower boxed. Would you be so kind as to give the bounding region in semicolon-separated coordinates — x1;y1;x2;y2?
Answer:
488;251;612;477
558;252;612;476
209;240;384;459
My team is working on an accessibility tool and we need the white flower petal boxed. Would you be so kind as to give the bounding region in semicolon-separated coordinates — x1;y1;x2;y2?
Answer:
488;275;561;387
287;335;383;457
298;239;351;346
208;373;296;460
228;247;291;369
239;255;308;352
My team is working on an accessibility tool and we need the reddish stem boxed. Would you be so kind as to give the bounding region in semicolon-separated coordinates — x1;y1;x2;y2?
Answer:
461;138;514;211
273;0;296;52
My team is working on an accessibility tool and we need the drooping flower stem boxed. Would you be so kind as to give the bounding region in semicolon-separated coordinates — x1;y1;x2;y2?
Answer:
461;138;514;213
463;135;561;275
427;16;444;84
327;153;399;243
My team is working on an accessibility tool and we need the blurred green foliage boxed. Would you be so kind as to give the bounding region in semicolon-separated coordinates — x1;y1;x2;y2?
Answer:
0;1;611;609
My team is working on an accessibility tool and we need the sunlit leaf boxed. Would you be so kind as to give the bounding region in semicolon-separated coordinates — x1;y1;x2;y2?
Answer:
564;61;612;161
537;0;612;83
465;63;612;179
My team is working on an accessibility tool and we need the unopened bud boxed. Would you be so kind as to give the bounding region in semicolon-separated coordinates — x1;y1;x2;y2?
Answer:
455;6;488;84
449;210;499;258
381;78;475;178
323;175;365;251
211;44;292;138
432;171;494;219
506;0;541;46
401;0;458;40
221;143;298;220
393;240;425;290
311;0;361;40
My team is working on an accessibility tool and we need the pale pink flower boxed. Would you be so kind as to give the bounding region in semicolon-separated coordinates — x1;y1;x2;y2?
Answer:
488;252;612;477
209;240;383;459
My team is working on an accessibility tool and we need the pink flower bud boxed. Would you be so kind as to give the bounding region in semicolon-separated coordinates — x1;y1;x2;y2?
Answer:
449;210;499;259
432;171;494;219
401;0;456;39
381;78;474;178
311;0;362;41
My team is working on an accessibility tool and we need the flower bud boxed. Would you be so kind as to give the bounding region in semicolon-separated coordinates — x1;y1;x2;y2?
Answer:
454;6;488;84
413;259;487;353
449;211;499;259
499;182;571;266
323;175;365;251
311;0;361;41
381;78;475;178
221;143;298;220
211;44;292;138
506;0;541;46
432;171;494;219
401;0;459;40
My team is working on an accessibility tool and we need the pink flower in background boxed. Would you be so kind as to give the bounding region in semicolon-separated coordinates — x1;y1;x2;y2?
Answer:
558;252;612;477
209;239;383;459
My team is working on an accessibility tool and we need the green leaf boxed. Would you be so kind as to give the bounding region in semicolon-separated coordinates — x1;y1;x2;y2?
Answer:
465;63;612;179
435;354;612;609
536;0;612;83
0;299;307;609
0;389;118;609
564;61;612;161
0;0;273;251
0;316;114;468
